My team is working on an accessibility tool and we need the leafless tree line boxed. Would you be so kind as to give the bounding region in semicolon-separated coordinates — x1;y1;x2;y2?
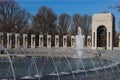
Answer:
0;0;92;34
0;0;92;46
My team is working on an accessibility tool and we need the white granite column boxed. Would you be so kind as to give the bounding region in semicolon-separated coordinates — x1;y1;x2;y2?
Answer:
55;35;59;48
71;35;75;47
63;35;67;47
7;33;12;48
31;34;35;48
119;36;120;47
107;31;113;50
0;32;3;45
87;36;91;47
39;35;43;47
47;35;51;48
92;32;97;49
15;33;20;48
23;34;27;47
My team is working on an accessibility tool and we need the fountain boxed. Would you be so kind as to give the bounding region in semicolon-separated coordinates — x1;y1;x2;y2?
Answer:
0;46;120;80
73;27;84;58
0;44;16;80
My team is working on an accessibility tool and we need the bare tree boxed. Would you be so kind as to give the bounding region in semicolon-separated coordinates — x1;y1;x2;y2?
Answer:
58;13;72;35
0;0;30;33
33;6;57;35
81;14;92;46
71;14;91;35
114;3;120;11
72;14;82;34
81;15;91;34
115;4;120;32
109;2;120;32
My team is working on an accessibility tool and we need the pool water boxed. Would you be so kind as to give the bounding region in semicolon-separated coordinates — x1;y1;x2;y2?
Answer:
0;56;119;80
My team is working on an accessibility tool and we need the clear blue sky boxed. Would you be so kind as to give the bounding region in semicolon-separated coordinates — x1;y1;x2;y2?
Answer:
15;0;120;31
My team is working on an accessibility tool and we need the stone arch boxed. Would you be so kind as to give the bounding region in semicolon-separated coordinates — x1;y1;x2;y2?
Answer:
97;25;107;48
92;13;115;50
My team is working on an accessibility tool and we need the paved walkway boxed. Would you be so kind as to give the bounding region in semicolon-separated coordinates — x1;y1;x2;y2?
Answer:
0;47;120;60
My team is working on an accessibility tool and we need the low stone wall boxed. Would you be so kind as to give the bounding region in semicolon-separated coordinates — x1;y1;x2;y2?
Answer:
0;47;75;58
113;47;120;50
0;47;120;59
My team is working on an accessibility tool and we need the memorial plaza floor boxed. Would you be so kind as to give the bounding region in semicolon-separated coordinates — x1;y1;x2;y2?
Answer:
0;47;120;59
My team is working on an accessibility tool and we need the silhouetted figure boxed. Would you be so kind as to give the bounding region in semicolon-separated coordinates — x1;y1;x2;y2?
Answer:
98;51;101;56
0;50;4;54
